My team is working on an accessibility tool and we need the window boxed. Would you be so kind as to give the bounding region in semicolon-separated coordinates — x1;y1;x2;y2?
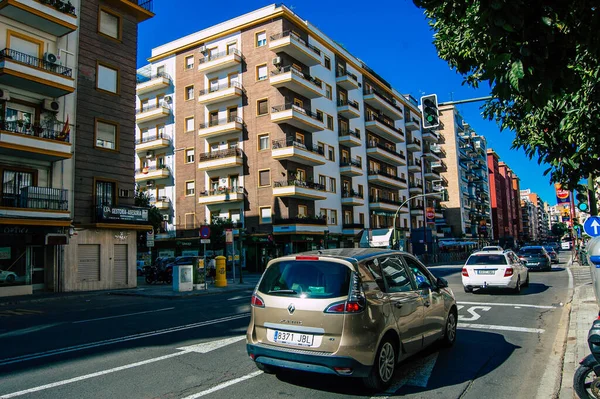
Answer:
260;207;272;224
364;259;386;291
185;181;195;196
227;42;237;54
327;114;334;130
185;117;194;132
324;55;331;70
7;30;42;59
293;98;303;109
325;84;332;100
259;169;270;187
1;169;34;207
329;210;337;225
380;256;413;293
403;256;433;290
295;132;305;145
95;119;117;150
358;184;364;197
257;99;269;115
319;175;326;187
359;213;365;225
185;85;194;101
317;142;325;155
328;146;335;161
185;213;196;229
156;65;165;76
298;205;307;217
296;168;306;181
341;149;349;163
95;180;116;206
185;55;194;70
329;177;336;193
99;8;121;40
97;63;119;94
256;31;267;47
185;149;194;163
256;64;267;81
344;210;352;224
258;134;269;151
339;119;348;133
209;78;219;92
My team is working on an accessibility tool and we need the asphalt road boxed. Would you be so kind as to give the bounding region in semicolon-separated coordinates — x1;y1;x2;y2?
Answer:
0;252;572;399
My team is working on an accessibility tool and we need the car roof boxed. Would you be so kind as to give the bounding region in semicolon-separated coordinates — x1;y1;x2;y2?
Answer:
292;248;412;263
470;250;507;256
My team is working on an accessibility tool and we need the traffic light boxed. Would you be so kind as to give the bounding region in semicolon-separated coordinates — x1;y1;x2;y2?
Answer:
421;94;439;129
440;189;449;201
576;192;589;212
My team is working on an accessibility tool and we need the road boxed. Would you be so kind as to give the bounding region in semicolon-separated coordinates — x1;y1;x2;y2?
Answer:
0;252;572;399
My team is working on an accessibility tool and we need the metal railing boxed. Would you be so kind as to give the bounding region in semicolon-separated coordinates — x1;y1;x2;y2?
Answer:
198;147;242;162
340;158;362;168
270;31;321;56
365;114;404;135
273;180;326;191
369;195;403;206
273;215;327;225
37;0;76;15
0;120;71;142
125;0;153;12
0;48;72;77
199;48;242;64
336;69;359;82
337;99;359;110
135;164;171;175
136;102;170;115
198;81;243;96
271;138;324;156
368;169;407;183
135;132;171;145
271;65;322;88
136;71;171;84
1;186;68;210
199;186;244;197
404;94;419;107
199;115;243;129
338;128;360;139
342;190;363;199
271;103;323;122
363;87;403;112
367;141;406;159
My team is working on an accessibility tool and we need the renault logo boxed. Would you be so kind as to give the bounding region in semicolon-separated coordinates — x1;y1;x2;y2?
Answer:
288;303;295;314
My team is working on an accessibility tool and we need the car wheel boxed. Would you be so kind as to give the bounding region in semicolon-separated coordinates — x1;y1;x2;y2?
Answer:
5;274;15;283
513;277;521;294
523;272;529;287
255;362;278;374
440;310;458;347
363;338;396;391
464;286;473;293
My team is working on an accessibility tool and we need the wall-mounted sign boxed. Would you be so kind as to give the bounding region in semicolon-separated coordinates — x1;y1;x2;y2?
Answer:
0;247;10;260
98;206;149;223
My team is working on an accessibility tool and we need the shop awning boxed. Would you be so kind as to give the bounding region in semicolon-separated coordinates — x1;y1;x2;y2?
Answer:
359;228;393;248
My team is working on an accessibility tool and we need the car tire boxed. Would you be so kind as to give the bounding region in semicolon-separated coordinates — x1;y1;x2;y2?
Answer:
464;286;473;293
363;338;396;391
440;310;458;348
5;274;15;283
523;273;530;287
513;277;521;294
255;362;278;374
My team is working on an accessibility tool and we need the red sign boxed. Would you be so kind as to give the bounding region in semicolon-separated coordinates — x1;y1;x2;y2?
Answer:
555;183;571;204
426;207;435;220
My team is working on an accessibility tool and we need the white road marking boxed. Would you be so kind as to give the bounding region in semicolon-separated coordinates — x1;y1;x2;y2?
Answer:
0;335;249;398
0;323;61;339
180;371;263;398
459;323;544;334
0;313;250;366
72;307;175;324
370;353;438;399
227;296;251;301
457;305;464;311
457;301;556;309
459;306;491;322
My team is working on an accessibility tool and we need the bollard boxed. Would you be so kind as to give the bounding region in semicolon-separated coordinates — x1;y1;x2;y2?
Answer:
214;255;227;287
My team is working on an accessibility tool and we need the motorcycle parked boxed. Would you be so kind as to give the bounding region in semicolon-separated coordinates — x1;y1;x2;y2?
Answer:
144;264;173;285
574;320;600;398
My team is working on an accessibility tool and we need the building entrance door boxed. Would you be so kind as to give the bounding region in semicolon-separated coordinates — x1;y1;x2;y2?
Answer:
27;245;45;290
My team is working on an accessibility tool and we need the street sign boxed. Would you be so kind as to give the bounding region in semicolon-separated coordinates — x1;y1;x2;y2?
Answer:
426;207;435;220
146;231;154;247
225;229;233;244
199;225;211;239
200;239;211;244
584;216;600;237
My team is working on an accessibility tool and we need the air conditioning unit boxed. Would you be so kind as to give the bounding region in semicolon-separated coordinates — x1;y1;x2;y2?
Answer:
44;52;58;64
43;99;60;112
146;151;154;158
199;45;207;53
162;95;172;104
0;89;10;101
272;57;281;66
146;180;155;187
162;214;170;221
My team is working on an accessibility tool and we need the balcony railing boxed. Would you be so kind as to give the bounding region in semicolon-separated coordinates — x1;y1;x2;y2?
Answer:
136;71;171;84
337;99;359;110
363;87;402;112
273;215;327;225
0;48;72;77
367;141;406;159
125;0;153;12
199;48;242;65
340;158;362;168
199;115;243;129
136;102;169;114
1;186;68;210
37;0;76;15
0;120;71;142
271;103;323;122
335;69;359;82
270;31;321;56
342;190;363;199
272;138;324;156
368;169;407;183
135;132;171;145
135;164;171;175
199;186;244;197
271;65;322;89
199;81;243;96
198;147;242;162
366;114;404;135
369;195;402;206
404;94;419;107
273;180;326;191
338;128;360;139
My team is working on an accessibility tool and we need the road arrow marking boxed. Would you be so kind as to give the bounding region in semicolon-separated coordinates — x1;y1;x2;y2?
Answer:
459;306;491;322
180;371;263;399
370;353;438;398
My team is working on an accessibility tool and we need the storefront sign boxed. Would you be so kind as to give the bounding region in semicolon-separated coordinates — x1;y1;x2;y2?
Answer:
98;206;149;223
0;247;10;260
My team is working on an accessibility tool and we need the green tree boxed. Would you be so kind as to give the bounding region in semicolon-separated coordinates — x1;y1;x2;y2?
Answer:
413;0;599;190
134;188;163;233
206;216;239;253
551;222;568;237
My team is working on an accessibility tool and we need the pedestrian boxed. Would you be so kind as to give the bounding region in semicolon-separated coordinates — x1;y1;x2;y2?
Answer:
208;257;216;284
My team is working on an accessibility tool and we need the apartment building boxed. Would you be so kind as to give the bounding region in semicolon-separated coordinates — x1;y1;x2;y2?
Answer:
0;0;154;297
521;190;549;242
435;105;490;241
136;4;423;268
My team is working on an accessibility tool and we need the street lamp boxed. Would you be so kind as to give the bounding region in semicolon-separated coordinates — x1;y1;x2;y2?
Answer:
421;154;428;255
392;190;444;250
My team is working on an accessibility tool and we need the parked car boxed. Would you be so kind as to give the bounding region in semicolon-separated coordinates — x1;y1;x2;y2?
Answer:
547;242;561;252
543;246;559;264
517;246;552;271
462;250;528;293
479;246;504;252
0;269;18;283
246;249;457;391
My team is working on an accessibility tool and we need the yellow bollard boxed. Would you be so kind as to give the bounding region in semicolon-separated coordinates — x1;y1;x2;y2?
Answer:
214;255;227;287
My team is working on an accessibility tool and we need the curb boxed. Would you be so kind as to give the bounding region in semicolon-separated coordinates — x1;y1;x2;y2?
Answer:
108;285;256;300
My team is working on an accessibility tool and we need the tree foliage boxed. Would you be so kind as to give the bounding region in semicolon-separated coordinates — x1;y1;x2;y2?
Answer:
551;222;568;237
413;0;600;190
134;188;163;233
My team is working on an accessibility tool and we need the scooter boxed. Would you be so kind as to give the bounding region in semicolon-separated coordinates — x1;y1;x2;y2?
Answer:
144;264;173;285
574;319;600;398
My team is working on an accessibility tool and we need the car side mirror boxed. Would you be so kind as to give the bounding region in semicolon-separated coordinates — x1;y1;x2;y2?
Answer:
437;277;448;289
521;260;527;265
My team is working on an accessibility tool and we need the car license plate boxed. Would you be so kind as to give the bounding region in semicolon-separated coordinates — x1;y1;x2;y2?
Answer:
268;329;314;347
477;270;495;275
527;262;539;266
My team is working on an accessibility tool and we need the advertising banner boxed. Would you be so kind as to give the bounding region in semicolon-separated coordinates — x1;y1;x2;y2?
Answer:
555;183;571;204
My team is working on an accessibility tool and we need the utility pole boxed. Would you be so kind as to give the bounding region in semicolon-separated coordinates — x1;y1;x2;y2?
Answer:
589;174;598;216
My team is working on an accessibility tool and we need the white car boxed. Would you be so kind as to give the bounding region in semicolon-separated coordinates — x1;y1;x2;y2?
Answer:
0;270;18;283
479;246;504;252
462;250;529;293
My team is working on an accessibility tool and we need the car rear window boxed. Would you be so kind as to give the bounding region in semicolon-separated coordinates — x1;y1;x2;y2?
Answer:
520;248;543;255
466;254;508;265
258;260;351;299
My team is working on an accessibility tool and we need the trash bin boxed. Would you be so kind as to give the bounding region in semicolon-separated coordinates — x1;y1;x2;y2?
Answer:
214;255;227;287
173;265;193;292
587;237;600;307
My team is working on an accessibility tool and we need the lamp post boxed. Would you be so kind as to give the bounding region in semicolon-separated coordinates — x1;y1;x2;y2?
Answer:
392;191;443;250
421;154;428;255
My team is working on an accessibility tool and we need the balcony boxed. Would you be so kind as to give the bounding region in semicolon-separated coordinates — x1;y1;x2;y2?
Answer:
409;184;423;194
422;130;439;142
105;0;154;22
404;118;420;131
270;66;324;99
135;165;171;182
406;138;421;152
342;223;364;236
269;31;322;67
136;72;171;95
272;180;327;200
198;186;245;205
151;197;171;210
410;206;424;216
135;133;171;153
198;148;243;171
407;161;421;173
366;141;406;166
365;115;404;143
0;48;75;97
0;0;77;36
424;169;441;180
423;150;440;162
335;70;359;91
271;138;325;166
0;120;71;161
198;49;242;73
339;158;363;177
363;87;404;120
198;116;244;139
341;191;364;206
272;215;327;235
136;103;171;124
0;186;70;223
369;196;406;213
338;128;361;148
368;170;408;189
198;81;243;105
337;99;360;119
271;103;325;132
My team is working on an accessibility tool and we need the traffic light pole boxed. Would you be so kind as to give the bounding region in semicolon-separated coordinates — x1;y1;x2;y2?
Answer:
392;191;445;250
438;96;493;106
589;173;598;216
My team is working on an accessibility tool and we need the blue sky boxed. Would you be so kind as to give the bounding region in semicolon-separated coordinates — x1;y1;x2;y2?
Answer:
137;0;556;204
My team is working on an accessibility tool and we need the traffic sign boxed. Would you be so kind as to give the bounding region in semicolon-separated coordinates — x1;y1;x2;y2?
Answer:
225;229;233;244
200;239;210;244
199;225;211;239
584;216;600;237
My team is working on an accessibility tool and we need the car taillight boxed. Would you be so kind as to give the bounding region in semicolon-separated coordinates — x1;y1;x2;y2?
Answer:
324;300;364;313
504;268;513;277
251;293;264;307
462;268;469;277
295;256;319;261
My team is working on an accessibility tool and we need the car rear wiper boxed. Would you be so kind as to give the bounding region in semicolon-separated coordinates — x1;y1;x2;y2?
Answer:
268;289;298;294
